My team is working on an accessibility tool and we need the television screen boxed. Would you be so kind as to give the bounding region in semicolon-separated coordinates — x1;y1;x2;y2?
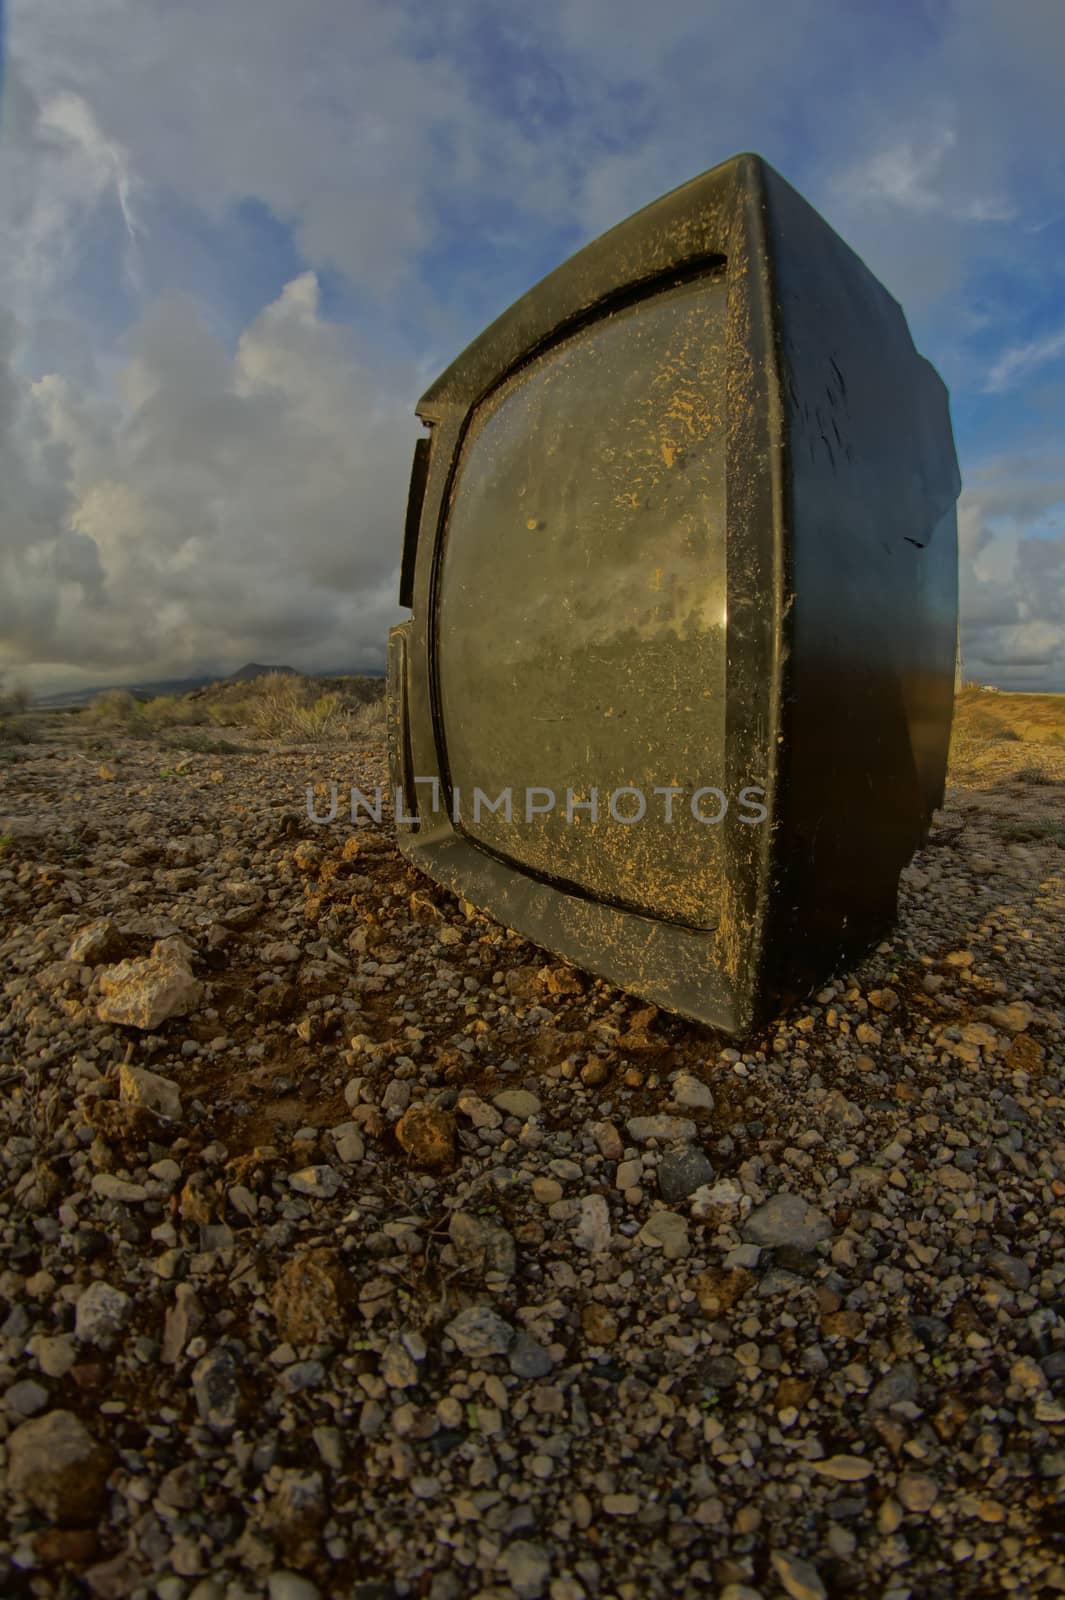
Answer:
388;152;960;1036
437;270;728;927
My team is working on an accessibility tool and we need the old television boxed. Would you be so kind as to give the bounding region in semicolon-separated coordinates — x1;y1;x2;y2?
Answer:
387;152;960;1037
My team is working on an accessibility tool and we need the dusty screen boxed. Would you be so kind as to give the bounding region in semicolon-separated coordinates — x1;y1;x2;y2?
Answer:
436;273;728;928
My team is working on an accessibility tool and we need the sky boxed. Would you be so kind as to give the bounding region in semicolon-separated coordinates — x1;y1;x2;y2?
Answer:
1;0;1064;697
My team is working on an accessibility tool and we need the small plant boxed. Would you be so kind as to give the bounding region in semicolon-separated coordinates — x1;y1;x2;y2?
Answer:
0;833;15;856
0;676;36;744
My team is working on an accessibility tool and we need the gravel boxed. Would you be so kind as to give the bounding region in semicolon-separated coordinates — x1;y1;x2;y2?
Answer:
0;720;1062;1597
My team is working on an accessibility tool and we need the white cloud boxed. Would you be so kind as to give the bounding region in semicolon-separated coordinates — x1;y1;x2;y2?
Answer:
0;277;418;689
984;325;1065;393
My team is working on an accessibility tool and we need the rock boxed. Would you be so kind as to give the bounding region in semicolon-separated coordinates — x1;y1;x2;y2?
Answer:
3;1378;49;1416
267;1575;320;1600
191;1345;242;1434
691;1267;754;1315
657;1147;714;1201
27;1333;77;1378
625;1115;697;1144
983;1002;1034;1033
897;1473;939;1512
97;947;202;1030
811;1454;875;1481
272;1249;350;1345
74;1281;130;1347
68;918;125;965
867;1363;919;1411
448;1211;517;1279
492;1089;541;1119
395;1103;456;1170
602;1492;640;1515
637;1210;690;1259
287;1165;342;1199
770;1550;827;1600
573;1194;611;1253
509;1331;554;1378
119;1062;182;1120
986;1251;1032;1291
742;1193;833;1251
162;1283;203;1365
380;1343;418;1388
671;1071;714;1109
445;1305;515;1359
500;1539;551;1599
581;1305;619;1346
91;1174;148;1203
8;1410;111;1522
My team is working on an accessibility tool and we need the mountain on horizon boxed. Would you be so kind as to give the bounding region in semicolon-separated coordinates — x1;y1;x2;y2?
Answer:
223;662;298;683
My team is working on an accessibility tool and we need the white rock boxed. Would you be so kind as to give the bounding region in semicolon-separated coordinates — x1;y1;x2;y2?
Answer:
75;1281;131;1347
119;1062;182;1120
573;1194;611;1253
672;1071;714;1110
97;949;201;1030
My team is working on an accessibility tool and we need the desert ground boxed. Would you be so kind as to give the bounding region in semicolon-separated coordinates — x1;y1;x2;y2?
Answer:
0;680;1062;1600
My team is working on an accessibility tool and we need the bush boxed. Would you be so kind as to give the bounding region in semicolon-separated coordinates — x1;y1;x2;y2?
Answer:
350;697;388;740
0;677;36;744
86;688;141;726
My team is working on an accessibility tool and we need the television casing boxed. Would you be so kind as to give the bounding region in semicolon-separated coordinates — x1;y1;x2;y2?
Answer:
387;152;960;1037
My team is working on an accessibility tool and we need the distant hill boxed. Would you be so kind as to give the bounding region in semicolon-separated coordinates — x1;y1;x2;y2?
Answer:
224;662;298;683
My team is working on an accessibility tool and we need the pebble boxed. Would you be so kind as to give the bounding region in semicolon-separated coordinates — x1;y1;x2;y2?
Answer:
742;1193;833;1250
445;1305;515;1359
770;1550;827;1600
74;1281;131;1347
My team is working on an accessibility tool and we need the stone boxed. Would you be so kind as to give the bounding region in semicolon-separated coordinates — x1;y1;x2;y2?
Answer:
27;1333;77;1379
897;1473;939;1512
191;1345;242;1434
742;1193;833;1251
96;946;202;1030
445;1305;515;1359
267;1575;321;1600
287;1165;342;1199
986;1251;1031;1292
671;1071;714;1109
770;1551;827;1600
657;1147;714;1201
691;1267;754;1315
637;1211;690;1259
68;918;125;965
91;1174;148;1203
811;1454;875;1481
625;1115;697;1144
509;1331;554;1378
395;1103;456;1170
3;1379;49;1416
162;1283;203;1366
492;1089;541;1119
380;1343;418;1388
119;1062;182;1120
573;1194;611;1253
500;1540;552;1599
868;1363;919;1412
581;1305;619;1346
272;1249;350;1345
74;1281;130;1348
8;1410;111;1522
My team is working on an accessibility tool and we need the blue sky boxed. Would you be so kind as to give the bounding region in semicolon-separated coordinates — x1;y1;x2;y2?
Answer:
1;0;1064;692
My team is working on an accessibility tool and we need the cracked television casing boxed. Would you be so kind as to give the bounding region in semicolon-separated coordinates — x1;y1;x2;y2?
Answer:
387;152;960;1038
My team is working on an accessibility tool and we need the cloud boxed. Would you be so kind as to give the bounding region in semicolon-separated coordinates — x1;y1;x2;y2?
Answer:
0;276;418;687
957;448;1065;688
984;325;1065;393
